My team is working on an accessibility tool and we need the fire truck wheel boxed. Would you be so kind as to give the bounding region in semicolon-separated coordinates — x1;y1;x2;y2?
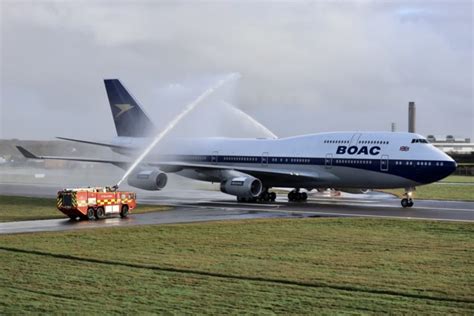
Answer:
95;207;105;219
87;208;95;220
120;205;129;218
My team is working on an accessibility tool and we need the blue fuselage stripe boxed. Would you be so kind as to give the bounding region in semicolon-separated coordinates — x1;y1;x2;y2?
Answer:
163;154;456;184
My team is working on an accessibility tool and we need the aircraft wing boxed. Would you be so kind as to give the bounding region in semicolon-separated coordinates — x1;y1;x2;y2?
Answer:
150;161;320;184
17;146;321;184
55;137;129;150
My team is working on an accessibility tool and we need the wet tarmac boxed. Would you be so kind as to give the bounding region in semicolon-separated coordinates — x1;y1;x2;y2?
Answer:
0;183;473;235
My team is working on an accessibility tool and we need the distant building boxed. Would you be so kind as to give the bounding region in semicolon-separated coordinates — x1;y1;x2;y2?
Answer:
427;135;471;143
426;135;474;154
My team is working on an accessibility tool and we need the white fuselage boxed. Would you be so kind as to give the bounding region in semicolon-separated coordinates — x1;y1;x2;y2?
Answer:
111;132;456;189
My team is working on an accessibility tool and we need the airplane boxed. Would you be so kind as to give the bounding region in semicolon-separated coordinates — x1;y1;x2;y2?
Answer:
17;79;457;208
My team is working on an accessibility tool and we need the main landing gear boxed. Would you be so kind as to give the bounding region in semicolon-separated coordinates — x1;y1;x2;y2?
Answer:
260;190;277;202
237;189;276;203
288;189;308;202
401;187;415;208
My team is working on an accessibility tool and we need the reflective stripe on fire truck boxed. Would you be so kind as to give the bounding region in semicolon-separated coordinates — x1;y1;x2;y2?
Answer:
96;199;125;205
72;194;77;207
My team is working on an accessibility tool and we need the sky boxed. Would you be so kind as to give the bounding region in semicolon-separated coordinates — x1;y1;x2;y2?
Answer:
1;0;473;140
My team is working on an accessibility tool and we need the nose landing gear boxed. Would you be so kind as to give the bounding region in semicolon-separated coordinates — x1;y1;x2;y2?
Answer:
401;198;414;208
401;187;415;208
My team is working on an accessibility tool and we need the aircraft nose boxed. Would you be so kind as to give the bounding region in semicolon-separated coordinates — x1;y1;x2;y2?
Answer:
435;149;457;180
446;160;457;176
437;160;457;181
418;159;457;184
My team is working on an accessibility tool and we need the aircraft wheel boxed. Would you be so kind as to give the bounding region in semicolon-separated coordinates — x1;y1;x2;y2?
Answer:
120;205;129;218
95;207;105;219
301;192;308;201
288;191;295;202
262;192;271;202
87;208;95;220
401;199;409;208
407;199;414;207
270;192;277;202
297;192;304;201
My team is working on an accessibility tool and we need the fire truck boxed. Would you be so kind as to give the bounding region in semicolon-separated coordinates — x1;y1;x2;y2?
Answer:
57;187;137;220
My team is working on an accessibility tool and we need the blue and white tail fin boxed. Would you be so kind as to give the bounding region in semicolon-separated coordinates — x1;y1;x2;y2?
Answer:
104;79;155;137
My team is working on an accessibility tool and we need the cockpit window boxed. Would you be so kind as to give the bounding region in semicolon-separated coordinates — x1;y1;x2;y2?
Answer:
411;139;428;144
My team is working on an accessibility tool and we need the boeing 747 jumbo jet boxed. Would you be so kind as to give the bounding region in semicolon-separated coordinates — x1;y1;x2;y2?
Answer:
17;79;457;208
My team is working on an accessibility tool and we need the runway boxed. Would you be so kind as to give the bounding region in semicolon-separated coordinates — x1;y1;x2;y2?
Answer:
0;183;473;235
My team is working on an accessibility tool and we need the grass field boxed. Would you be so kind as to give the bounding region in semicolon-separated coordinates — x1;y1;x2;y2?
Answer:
382;183;474;201
0;195;168;222
0;218;472;314
381;174;474;201
440;175;474;183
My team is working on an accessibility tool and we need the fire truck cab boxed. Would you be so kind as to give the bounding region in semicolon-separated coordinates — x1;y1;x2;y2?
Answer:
57;186;137;220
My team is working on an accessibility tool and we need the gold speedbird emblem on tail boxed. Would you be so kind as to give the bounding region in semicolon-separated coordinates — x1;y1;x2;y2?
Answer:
114;103;134;119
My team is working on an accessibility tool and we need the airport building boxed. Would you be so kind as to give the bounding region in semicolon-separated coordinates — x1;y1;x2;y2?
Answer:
427;135;474;155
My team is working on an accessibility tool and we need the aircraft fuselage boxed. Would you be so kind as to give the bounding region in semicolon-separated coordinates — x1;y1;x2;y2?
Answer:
110;131;456;190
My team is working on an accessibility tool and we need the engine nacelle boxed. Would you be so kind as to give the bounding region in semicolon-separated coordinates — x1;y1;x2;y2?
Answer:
337;188;370;194
127;169;168;191
220;176;263;198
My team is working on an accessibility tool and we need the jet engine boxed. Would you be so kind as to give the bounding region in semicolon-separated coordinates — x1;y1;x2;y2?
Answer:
220;176;263;198
127;169;168;191
337;188;370;194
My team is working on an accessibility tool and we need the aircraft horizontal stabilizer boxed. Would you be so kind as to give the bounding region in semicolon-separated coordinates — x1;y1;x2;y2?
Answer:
16;146;39;159
16;146;131;170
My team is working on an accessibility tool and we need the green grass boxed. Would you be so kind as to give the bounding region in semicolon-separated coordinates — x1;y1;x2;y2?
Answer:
382;183;474;201
440;175;474;183
0;195;169;222
0;218;473;314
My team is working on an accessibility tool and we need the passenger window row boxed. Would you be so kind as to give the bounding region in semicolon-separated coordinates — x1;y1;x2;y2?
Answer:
290;158;311;163
223;157;259;162
417;161;432;166
358;140;389;144
324;140;350;144
335;160;372;165
394;161;443;166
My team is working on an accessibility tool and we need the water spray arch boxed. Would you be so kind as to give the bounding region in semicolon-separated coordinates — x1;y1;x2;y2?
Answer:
116;73;241;188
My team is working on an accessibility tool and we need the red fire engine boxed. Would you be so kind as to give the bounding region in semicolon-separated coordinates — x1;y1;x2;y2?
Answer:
57;187;137;220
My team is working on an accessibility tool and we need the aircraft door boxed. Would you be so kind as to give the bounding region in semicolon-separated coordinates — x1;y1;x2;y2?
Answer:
350;133;362;146
261;152;269;166
211;151;218;164
380;155;389;171
325;153;333;169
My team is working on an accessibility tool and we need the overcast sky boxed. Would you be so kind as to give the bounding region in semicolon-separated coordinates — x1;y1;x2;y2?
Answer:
1;0;473;140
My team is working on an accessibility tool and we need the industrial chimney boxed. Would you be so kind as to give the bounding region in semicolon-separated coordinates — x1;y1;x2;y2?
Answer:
408;101;416;133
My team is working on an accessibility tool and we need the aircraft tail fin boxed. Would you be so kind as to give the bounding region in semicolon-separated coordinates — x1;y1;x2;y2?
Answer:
104;79;155;137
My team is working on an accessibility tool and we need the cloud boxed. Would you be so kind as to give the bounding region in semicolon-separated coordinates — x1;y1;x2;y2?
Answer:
1;0;472;139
